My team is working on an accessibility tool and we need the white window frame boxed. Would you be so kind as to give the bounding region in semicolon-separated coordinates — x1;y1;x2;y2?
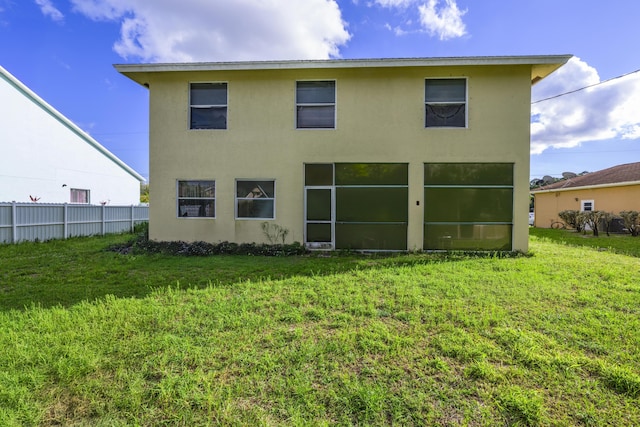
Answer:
189;82;228;130
235;179;276;220
295;80;336;129
70;188;90;204
581;200;594;212
424;77;468;128
176;180;216;219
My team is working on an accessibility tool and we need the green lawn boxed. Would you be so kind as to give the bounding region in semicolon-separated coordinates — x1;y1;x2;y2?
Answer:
1;233;639;426
529;227;640;257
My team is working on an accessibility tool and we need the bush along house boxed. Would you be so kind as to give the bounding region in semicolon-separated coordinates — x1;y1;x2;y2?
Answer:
116;55;570;252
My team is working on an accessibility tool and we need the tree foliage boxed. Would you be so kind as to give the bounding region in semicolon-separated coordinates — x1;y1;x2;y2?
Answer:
140;184;149;204
619;211;640;237
558;210;582;232
577;211;613;237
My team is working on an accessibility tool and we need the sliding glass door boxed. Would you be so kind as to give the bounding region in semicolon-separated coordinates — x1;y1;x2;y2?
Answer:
305;163;408;251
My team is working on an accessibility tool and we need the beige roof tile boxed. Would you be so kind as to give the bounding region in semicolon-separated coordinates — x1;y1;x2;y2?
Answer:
535;162;640;191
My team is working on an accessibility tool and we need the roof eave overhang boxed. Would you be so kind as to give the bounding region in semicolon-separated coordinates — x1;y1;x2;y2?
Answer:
531;180;640;194
115;54;573;87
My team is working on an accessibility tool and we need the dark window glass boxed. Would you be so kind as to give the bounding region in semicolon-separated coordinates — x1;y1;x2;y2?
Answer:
237;200;274;219
424;224;512;251
424;188;512;223
236;181;274;198
191;83;227;105
306;189;332;221
178;200;215;217
336;223;407;250
424;163;513;186
297;105;335;128
236;180;274;219
307;223;332;243
425;79;466;128
305;164;333;186
190;83;227;129
296;81;335;129
190;107;227;130
425;104;465;127
335;163;408;186
425;79;466;102
297;81;335;103
179;180;215;198
178;180;215;218
337;188;408;223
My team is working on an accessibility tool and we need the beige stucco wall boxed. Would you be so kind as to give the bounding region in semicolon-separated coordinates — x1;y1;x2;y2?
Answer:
533;184;640;228
144;64;534;251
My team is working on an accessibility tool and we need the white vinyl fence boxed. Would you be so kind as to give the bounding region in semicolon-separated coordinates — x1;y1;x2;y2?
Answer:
0;202;149;244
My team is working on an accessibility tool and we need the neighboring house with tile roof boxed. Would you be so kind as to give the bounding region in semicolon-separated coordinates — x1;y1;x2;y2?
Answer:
531;162;640;228
0;65;145;205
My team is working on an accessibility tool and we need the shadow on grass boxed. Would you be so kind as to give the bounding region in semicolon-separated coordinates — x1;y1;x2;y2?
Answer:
0;234;524;312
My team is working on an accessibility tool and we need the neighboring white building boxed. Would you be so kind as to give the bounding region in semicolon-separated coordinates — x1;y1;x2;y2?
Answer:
0;66;145;205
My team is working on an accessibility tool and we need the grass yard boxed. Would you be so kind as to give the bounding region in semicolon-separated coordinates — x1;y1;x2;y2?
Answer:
529;227;640;258
0;232;639;426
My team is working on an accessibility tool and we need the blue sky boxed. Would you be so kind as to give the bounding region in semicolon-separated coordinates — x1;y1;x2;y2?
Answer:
1;0;639;182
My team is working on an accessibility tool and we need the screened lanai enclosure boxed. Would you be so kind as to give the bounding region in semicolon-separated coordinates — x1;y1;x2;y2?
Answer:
423;163;513;251
305;163;408;251
304;162;513;251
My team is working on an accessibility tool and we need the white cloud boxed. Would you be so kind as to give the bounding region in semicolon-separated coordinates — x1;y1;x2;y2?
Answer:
374;0;415;7
372;0;467;39
418;0;466;40
69;0;351;62
35;0;64;22
531;57;640;155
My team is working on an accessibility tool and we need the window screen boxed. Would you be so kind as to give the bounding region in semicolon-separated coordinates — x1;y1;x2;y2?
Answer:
296;81;336;129
190;83;227;129
425;79;466;128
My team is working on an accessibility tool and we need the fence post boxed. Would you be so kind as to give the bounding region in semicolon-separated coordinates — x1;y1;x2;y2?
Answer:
63;203;68;239
101;204;106;235
11;201;17;244
131;205;135;232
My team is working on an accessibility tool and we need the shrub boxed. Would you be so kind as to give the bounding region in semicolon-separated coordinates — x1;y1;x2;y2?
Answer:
576;211;612;237
133;221;149;236
261;222;290;244
108;233;309;257
619;211;640;236
558;210;582;231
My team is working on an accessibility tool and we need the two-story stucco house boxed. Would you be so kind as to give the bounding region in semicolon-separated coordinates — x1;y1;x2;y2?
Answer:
116;55;570;252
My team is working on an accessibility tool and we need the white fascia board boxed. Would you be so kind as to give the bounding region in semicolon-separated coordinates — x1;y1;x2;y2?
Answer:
115;55;572;81
0;66;145;183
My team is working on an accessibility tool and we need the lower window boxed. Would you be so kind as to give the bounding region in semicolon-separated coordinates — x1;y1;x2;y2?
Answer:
236;180;275;219
70;188;90;204
177;180;215;218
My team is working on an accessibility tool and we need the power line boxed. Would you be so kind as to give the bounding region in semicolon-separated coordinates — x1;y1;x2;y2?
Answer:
531;68;640;104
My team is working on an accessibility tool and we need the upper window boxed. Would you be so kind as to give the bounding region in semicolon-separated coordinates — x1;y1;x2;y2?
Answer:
425;78;466;128
177;180;215;218
190;83;227;129
236;180;275;219
70;188;90;204
296;81;335;129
